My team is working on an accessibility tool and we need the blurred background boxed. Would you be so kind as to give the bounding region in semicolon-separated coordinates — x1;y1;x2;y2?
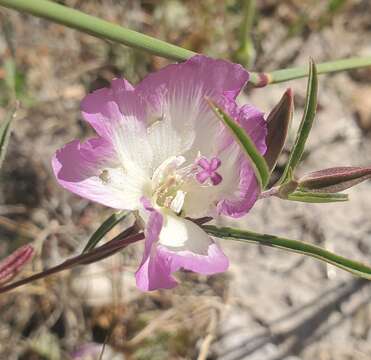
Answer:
0;0;371;359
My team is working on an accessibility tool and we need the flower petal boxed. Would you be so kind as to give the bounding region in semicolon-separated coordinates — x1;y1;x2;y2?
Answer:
81;79;154;175
135;200;178;292
216;97;267;218
217;160;260;218
137;55;250;168
81;78;143;139
158;214;229;274
52;137;147;210
136;205;228;291
137;55;249;103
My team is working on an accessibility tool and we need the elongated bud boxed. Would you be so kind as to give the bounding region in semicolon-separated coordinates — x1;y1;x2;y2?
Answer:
299;166;371;193
264;88;294;171
0;244;34;285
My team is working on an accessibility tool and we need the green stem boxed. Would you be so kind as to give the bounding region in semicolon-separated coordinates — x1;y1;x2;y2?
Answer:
1;0;371;86
235;0;256;67
203;225;371;279
0;0;195;61
249;57;371;86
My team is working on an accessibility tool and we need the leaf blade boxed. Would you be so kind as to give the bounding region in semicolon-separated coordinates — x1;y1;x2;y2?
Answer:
203;225;371;280
83;211;130;253
0;0;195;62
0;103;18;170
280;60;318;183
286;190;348;203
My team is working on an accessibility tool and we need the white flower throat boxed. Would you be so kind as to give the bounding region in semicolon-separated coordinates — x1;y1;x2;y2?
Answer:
151;153;224;215
151;156;195;214
98;152;224;216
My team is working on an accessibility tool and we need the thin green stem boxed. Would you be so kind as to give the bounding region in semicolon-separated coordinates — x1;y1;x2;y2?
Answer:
235;0;256;67
249;57;371;86
1;0;371;85
0;0;195;61
203;225;371;279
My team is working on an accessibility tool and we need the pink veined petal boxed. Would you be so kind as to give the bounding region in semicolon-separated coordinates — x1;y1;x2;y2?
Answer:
216;96;268;218
158;243;229;275
52;137;144;210
135;200;177;292
80;78;155;175
136;205;229;291
238;104;268;154
136;55;249;107
157;215;229;275
217;160;259;218
136;55;250;166
81;78;146;141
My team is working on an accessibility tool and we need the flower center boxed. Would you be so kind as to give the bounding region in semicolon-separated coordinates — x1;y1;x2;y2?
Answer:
151;155;223;214
151;156;192;214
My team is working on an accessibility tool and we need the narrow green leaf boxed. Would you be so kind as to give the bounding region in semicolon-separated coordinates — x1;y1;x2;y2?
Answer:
203;225;371;280
207;99;270;189
0;0;195;61
234;0;256;68
83;211;130;253
0;103;18;169
286;190;348;203
1;1;371;87
264;88;294;171
279;60;318;183
248;57;371;86
4;59;16;95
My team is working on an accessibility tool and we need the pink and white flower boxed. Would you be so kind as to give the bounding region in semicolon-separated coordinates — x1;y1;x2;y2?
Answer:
52;55;267;291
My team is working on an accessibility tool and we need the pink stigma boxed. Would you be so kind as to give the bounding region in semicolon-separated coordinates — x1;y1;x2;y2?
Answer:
196;156;223;186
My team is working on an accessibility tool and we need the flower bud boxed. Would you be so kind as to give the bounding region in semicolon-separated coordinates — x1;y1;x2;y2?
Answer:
0;245;34;285
264;88;294;171
299;166;371;193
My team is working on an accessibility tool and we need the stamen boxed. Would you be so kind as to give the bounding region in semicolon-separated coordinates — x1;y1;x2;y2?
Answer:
170;190;186;214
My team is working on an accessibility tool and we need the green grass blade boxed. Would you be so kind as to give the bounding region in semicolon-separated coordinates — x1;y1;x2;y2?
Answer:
83;211;130;253
279;60;318;184
207;99;270;189
0;103;18;170
0;0;195;61
287;191;348;203
1;1;371;87
203;225;371;280
249;57;371;86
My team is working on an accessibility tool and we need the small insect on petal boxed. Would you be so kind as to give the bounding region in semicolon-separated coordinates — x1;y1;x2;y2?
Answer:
99;169;110;183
